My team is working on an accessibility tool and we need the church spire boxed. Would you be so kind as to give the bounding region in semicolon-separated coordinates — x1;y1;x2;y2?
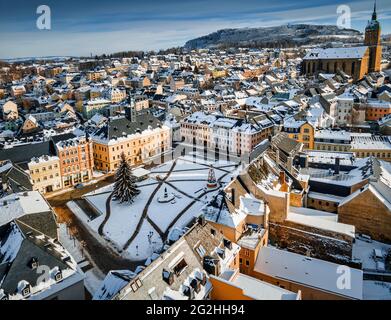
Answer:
372;0;377;21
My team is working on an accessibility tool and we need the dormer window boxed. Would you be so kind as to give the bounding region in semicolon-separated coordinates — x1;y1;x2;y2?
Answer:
216;247;226;260
29;257;39;269
22;287;30;297
18;281;31;298
55;270;63;282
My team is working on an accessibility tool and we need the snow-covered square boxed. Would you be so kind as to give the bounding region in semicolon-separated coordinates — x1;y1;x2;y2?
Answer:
70;155;240;261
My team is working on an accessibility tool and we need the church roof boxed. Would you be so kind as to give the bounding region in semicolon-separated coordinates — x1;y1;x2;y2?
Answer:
303;47;368;60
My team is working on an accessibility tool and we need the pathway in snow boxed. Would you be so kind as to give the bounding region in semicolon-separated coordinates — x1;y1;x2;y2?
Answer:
122;160;178;250
82;157;240;261
121;158;239;249
97;193;113;236
162;169;232;240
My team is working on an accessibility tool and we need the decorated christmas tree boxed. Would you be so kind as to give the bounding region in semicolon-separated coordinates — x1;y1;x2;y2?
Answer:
112;153;140;203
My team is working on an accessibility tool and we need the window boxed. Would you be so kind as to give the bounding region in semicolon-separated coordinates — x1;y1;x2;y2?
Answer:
22;287;30;297
173;259;188;276
245;260;250;267
196;245;206;258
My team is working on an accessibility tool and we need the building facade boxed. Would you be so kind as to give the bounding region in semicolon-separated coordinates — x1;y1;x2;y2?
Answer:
284;121;315;150
28;155;63;194
91;106;171;171
56;136;94;187
351;136;391;161
181;112;273;156
314;130;351;152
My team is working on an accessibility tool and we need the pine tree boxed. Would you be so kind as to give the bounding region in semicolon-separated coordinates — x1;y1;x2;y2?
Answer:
112;153;140;203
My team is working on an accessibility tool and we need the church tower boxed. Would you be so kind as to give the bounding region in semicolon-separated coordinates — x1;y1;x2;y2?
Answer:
364;1;382;72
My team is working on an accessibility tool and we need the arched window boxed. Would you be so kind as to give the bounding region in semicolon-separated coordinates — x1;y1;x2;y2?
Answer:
342;62;346;72
326;62;330;73
334;62;338;73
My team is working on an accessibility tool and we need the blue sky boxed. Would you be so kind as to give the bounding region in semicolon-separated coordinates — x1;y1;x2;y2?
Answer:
0;0;390;58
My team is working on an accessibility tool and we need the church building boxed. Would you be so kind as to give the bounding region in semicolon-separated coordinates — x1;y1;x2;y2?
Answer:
302;2;382;81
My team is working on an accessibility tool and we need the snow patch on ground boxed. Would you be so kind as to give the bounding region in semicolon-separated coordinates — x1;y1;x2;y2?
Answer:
58;223;104;296
124;220;163;260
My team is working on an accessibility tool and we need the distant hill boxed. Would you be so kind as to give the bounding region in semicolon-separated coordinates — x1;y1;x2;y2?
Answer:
184;24;362;49
1;56;74;63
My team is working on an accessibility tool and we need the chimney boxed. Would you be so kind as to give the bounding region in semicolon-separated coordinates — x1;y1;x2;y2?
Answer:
203;256;221;276
162;269;174;286
279;171;286;185
223;239;233;250
198;215;206;226
298;154;308;168
183;286;195;300
275;148;280;165
335;157;340;175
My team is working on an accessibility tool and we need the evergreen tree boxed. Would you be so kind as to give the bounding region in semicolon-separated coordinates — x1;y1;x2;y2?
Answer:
112;153;140;203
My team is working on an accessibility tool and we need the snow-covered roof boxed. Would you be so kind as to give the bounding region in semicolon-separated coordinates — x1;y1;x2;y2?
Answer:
287;207;355;238
225;272;299;300
0;191;51;226
132;167;150;178
351;136;391;150
315;130;351;141
239;195;265;216
204;193;246;228
254;246;363;299
303;47;368;60
308;191;344;204
93;270;136;300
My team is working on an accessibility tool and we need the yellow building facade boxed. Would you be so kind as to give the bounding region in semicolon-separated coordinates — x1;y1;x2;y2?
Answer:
287;122;315;150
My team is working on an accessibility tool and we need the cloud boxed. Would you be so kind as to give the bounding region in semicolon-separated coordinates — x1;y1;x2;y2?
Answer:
0;0;390;58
